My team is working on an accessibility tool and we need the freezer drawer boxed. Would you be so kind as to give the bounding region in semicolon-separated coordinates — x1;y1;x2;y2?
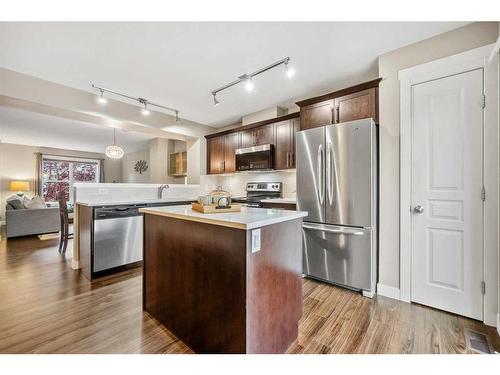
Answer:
302;222;372;290
93;215;143;273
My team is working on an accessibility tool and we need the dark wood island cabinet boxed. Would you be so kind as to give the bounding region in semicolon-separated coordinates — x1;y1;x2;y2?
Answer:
140;205;307;354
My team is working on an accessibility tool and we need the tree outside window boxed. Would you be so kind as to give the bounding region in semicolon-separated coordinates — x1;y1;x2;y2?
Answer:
41;157;100;202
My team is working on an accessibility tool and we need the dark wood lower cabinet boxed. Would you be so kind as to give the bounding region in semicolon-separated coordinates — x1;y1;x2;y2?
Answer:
261;202;297;210
143;214;303;353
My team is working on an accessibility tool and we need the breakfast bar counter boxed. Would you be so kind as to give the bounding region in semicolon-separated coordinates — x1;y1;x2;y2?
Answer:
139;205;307;354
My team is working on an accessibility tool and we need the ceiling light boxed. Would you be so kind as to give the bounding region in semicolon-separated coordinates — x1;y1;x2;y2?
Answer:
243;76;254;91
141;102;150;116
105;128;124;159
210;57;294;104
97;89;107;104
213;93;220;106
285;61;295;78
91;83;179;121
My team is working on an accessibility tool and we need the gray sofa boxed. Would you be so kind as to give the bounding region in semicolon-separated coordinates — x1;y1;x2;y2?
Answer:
5;205;60;238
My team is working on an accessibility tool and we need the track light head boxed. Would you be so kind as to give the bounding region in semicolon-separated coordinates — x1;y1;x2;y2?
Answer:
213;93;220;106
243;75;254;91
141;101;150;116
97;89;107;104
285;61;295;78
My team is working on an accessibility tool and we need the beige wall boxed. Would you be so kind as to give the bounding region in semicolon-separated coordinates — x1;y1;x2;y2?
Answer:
148;138;186;184
377;22;499;289
120;149;150;183
242;106;287;125
0;142;121;223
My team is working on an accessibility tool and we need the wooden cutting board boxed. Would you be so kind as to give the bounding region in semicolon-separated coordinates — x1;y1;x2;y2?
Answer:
191;202;242;214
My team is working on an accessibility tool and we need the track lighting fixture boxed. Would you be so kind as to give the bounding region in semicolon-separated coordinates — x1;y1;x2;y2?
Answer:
210;57;294;105
91;84;180;121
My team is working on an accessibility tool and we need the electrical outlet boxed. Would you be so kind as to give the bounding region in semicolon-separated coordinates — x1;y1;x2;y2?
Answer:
251;229;261;253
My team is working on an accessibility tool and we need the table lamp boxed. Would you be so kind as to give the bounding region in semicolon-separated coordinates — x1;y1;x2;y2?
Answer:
10;180;30;196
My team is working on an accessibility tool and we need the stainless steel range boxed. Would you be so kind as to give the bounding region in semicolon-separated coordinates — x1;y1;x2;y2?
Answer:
233;182;282;207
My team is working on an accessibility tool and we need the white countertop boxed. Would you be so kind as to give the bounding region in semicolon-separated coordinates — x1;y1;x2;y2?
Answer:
260;197;296;204
139;205;307;230
76;198;196;207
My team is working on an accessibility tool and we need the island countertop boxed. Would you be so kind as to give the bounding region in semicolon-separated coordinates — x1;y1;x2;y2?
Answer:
139;205;307;230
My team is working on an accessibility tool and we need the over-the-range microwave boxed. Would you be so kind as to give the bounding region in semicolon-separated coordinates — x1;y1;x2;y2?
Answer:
235;144;274;171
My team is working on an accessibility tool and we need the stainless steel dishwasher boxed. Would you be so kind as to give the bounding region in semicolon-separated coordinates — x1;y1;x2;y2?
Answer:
93;205;144;276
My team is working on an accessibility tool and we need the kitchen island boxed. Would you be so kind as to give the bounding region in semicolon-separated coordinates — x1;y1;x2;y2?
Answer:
139;205;307;354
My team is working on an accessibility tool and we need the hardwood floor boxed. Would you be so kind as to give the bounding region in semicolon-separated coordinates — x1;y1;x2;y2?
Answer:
0;231;498;354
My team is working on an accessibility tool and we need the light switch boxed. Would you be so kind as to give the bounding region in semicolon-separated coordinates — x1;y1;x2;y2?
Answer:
251;229;261;253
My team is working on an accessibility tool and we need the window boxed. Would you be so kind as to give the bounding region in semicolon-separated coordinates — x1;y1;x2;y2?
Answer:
41;156;100;202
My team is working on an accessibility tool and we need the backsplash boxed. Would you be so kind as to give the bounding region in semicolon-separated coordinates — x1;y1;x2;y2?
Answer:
201;171;296;198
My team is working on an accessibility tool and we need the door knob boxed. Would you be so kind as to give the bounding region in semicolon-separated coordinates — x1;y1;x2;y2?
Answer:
413;205;424;214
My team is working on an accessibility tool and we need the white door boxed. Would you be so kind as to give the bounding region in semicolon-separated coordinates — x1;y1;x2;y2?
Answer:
411;68;484;320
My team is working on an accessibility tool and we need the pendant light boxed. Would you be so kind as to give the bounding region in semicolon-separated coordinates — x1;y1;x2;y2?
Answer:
105;128;124;159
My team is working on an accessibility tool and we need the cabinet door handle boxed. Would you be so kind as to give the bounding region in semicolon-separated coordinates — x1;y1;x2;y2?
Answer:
222;160;225;171
290;152;294;167
336;105;340;123
286;152;289;168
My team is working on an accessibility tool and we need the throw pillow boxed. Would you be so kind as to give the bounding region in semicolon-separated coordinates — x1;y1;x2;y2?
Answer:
23;196;46;210
6;195;25;210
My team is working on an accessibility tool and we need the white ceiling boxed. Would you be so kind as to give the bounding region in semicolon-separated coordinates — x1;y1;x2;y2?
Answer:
0;106;155;154
0;22;468;127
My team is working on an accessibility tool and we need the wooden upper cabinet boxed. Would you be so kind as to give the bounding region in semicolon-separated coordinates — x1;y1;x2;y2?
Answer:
240;123;274;148
255;123;274;146
208;136;224;174
334;88;378;123
296;79;381;130
274;119;296;170
240;129;255;148
223;132;240;173
205;113;300;174
300;99;334;130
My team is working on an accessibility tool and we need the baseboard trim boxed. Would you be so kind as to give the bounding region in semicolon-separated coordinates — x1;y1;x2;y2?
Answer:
376;283;401;300
497;313;500;337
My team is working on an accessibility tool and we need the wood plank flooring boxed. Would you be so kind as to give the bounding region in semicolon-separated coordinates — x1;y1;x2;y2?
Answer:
0;232;498;354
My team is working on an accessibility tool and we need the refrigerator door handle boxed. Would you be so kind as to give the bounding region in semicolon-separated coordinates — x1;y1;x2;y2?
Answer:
326;141;334;205
302;223;365;236
317;144;324;204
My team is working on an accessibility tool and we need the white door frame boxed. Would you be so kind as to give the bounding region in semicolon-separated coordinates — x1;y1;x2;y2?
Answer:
399;44;499;326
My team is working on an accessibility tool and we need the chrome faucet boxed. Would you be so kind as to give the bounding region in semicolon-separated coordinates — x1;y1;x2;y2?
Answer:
157;184;169;199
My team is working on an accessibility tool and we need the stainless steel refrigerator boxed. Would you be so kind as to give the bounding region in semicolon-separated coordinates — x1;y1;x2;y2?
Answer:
296;118;377;297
